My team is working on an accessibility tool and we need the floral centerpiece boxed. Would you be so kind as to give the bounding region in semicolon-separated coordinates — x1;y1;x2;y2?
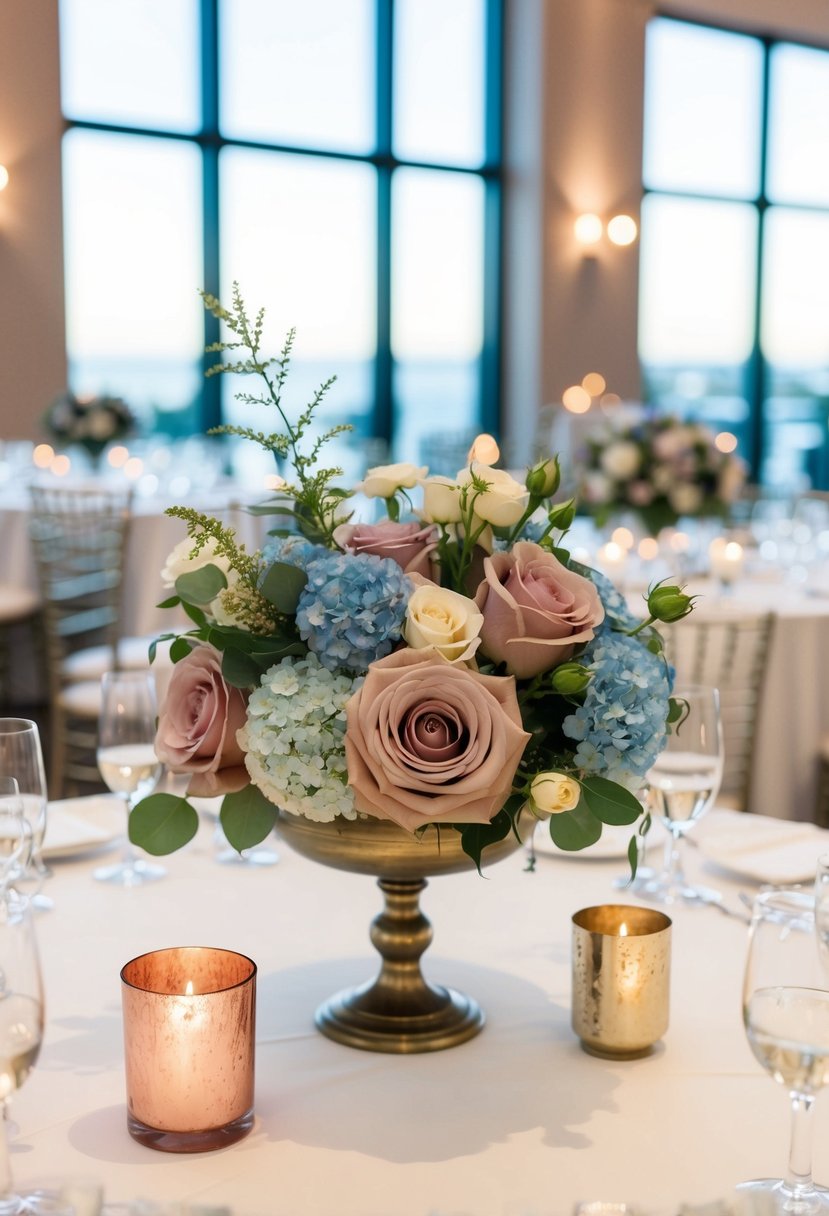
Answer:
43;390;137;461
579;412;747;535
131;286;693;874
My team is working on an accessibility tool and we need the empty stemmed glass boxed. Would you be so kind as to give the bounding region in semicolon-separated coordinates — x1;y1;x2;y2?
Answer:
94;671;166;887
0;779;32;902
636;685;724;907
739;888;829;1214
0;721;51;912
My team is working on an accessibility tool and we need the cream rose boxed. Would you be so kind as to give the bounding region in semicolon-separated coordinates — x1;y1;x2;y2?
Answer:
600;441;641;481
420;475;463;523
358;462;427;499
344;649;531;832
457;463;529;527
529;771;581;817
669;483;703;515
161;536;237;591
404;579;483;663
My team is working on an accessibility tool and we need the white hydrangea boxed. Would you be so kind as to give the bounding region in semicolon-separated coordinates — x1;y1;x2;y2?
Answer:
239;654;360;822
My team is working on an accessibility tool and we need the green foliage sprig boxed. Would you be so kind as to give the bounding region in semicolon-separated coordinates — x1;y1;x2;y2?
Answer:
200;283;353;546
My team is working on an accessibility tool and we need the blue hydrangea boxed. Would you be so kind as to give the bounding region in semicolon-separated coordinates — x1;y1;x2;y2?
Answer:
261;535;329;572
583;566;644;634
296;551;411;674
562;629;672;788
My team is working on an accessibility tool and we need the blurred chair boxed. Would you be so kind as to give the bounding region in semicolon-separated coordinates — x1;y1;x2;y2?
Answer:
28;484;138;796
660;611;775;812
0;584;41;708
815;738;829;829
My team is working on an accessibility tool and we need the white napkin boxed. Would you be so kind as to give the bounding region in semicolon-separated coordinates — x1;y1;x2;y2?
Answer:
44;796;121;857
695;808;829;884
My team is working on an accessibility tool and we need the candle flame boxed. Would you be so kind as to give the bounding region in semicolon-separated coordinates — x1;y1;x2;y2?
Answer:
184;980;194;997
619;922;629;937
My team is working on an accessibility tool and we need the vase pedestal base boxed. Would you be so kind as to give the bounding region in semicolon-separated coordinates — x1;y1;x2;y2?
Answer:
314;875;484;1054
316;983;484;1054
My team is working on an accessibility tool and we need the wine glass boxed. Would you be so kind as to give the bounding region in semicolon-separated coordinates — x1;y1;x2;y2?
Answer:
94;671;166;887
738;888;829;1214
816;855;829;979
0;897;45;1216
0;779;33;902
0;721;51;912
637;685;724;906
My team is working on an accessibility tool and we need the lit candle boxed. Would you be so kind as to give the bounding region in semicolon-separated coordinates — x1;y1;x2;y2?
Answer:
121;946;257;1152
597;541;627;585
708;537;744;587
571;904;672;1058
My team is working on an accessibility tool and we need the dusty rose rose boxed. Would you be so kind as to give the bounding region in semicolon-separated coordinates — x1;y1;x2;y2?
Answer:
154;643;249;796
333;520;437;578
474;541;604;678
344;649;530;832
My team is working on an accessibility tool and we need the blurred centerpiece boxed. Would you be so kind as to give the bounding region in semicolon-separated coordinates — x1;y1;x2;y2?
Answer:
132;286;691;1053
579;411;746;536
43;390;137;466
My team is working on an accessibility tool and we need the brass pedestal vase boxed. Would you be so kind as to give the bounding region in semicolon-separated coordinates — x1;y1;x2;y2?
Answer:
276;811;528;1054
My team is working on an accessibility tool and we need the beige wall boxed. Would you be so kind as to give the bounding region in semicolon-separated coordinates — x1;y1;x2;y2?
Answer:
1;0;829;451
0;0;65;439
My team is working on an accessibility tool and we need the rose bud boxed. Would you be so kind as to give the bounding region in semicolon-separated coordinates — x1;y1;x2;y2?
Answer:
525;457;560;498
550;661;593;695
646;581;695;623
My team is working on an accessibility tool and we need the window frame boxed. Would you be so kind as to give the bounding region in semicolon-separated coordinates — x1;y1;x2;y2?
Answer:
642;11;829;485
61;0;505;448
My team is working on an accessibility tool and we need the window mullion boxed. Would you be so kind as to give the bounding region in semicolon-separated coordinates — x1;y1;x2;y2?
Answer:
481;0;504;439
373;0;394;448
747;37;772;483
201;0;221;431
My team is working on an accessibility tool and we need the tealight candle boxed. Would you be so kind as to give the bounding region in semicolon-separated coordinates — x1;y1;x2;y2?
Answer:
709;537;745;586
121;946;256;1153
571;904;671;1058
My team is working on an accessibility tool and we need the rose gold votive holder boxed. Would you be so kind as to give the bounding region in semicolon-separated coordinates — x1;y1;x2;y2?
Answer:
571;904;671;1059
121;946;257;1152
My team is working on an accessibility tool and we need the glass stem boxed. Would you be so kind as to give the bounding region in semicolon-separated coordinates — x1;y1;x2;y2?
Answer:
663;827;685;890
0;1100;13;1203
121;794;136;869
786;1089;816;1199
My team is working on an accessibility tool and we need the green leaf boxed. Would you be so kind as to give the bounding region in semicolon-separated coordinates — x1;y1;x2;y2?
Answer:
546;803;603;851
627;834;639;882
148;633;176;664
170;636;195;664
259;561;308;614
181;601;208;627
175;564;227;605
221;785;278;852
156;595;181;609
458;808;513;876
221;647;264;689
246;503;298;517
129;794;199;855
580;776;642;826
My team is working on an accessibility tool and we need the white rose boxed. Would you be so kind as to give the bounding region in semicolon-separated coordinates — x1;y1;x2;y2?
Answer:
582;472;612;503
529;771;581;817
420;475;463;523
358;462;427;498
87;410;117;439
210;588;248;631
161;536;237;590
457;463;528;527
651;464;674;493
668;483;703;516
600;441;641;481
404;582;483;664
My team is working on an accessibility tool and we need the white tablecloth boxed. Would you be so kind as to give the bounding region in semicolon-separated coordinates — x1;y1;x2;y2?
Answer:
12;804;829;1216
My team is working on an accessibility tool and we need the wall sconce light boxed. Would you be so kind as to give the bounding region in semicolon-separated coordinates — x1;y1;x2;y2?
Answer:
574;213;603;250
0;165;9;192
574;211;638;255
607;214;638;246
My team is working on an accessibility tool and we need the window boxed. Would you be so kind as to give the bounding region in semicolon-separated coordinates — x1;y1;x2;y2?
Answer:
59;0;503;468
639;16;829;491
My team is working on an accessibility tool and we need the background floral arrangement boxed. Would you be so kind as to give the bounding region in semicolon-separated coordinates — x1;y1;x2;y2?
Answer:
43;390;137;458
579;412;747;535
131;286;692;871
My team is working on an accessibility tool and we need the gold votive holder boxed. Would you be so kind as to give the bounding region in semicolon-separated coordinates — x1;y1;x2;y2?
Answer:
121;946;257;1153
571;904;671;1059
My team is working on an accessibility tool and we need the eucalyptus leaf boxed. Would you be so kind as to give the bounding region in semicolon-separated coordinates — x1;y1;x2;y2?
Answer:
221;785;278;852
175;564;227;605
169;636;196;664
580;776;642;826
459;808;513;876
221;647;264;689
259;561;308;614
546;803;603;851
129;794;199;855
156;595;181;609
181;601;208;627
627;834;639;882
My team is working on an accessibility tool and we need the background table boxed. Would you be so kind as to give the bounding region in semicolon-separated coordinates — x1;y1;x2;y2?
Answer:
13;805;829;1216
